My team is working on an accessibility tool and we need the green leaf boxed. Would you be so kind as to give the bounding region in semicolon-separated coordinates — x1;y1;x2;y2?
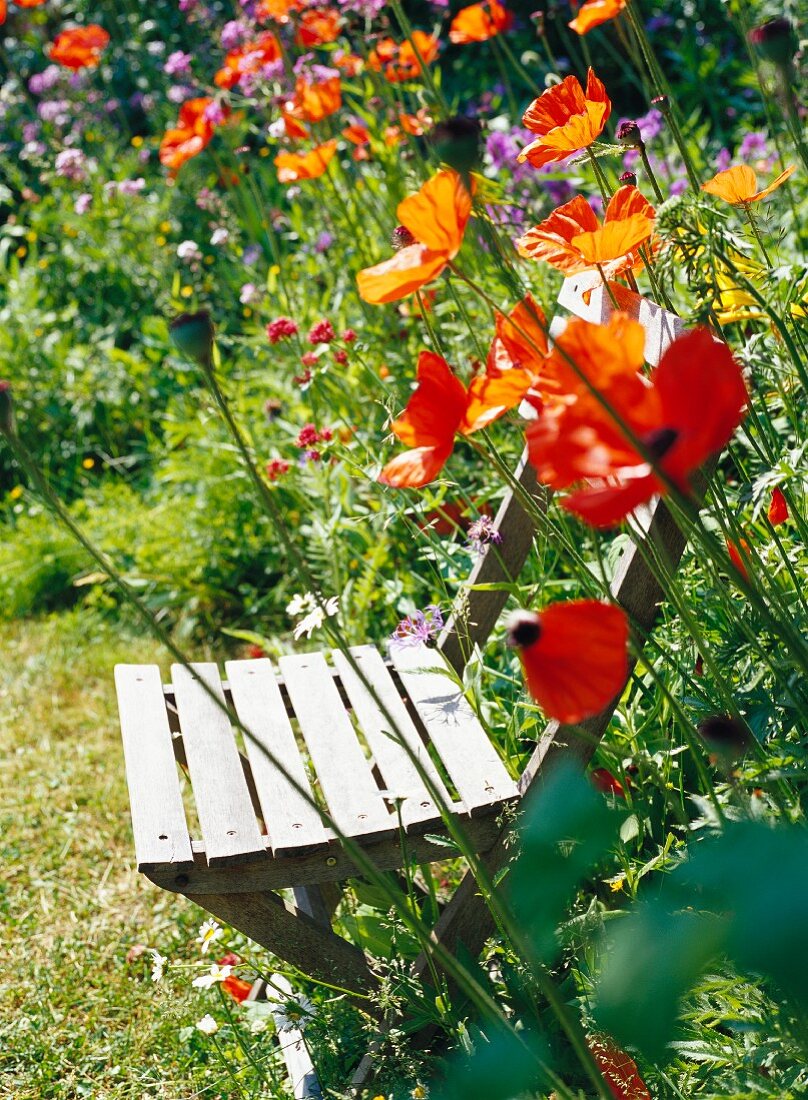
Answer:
434;1025;551;1100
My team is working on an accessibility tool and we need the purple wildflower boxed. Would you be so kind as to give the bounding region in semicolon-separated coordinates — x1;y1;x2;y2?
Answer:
164;50;193;77
467;515;502;554
390;606;444;649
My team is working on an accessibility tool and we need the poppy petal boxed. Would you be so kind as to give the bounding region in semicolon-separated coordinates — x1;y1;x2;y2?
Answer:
516;600;629;724
571;214;655;264
568;0;626;34
390;350;468;448
768;486;789;526
750;164;796;202
379;444;453;488
397;170;472;257
604;184;656;224
561;475;660;527
356;244;448;304
701;164;758;204
463;371;533;432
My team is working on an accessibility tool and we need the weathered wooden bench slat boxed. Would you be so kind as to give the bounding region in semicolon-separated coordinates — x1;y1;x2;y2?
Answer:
115;664;194;870
171;662;266;865
331;645;459;829
390;644;519;813
225;658;330;856
279;652;395;842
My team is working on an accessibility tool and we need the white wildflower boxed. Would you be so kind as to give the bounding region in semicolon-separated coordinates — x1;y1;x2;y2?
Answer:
269;990;317;1033
196;918;223;955
196;1014;219;1036
149;949;167;983
177;239;202;262
287;592;339;640
192;963;233;989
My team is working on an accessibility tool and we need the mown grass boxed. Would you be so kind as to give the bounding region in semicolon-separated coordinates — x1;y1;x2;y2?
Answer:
0;611;242;1099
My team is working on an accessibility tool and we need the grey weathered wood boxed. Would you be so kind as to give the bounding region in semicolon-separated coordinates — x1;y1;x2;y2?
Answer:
144;814;503;894
115;664;194;870
267;973;323;1099
438;453;546;675
390;644;518;813
171;662;266;865
225;658;329;855
279;652;394;842
557;272;684;367
186;889;377;997
332;645;457;828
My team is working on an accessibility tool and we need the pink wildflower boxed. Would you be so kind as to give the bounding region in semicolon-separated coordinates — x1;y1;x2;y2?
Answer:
267;316;299;344
307;319;335;344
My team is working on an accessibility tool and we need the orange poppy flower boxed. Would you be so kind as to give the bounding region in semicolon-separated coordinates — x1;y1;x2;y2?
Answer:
335;50;363;76
701;163;796;204
222;975;253;1003
518;186;655;279
214;31;281;90
159;98;224;171
768;486;789;526
568;0;626;35
368;31;439;83
519;67;611;168
296;7;342;46
274;139;337;183
281;109;309;140
357;170;471;304
399;107;434;136
526;319;748;527
287;74;342;123
507;601;629;724
256;0;300;21
379;348;528;488
342;122;370;145
50;24;110;69
464;295;549;428
449;0;514;44
2;0;47;18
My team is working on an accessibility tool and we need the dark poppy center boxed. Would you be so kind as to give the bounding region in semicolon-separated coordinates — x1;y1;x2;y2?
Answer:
507;612;542;649
642;426;679;460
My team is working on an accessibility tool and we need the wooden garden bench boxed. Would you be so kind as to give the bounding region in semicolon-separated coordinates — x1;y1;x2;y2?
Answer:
115;278;683;1095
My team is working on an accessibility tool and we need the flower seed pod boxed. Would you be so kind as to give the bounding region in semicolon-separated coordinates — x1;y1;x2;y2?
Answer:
747;18;797;66
619;170;638;187
390;225;416;250
429;116;482;176
169;310;215;367
616;120;643;148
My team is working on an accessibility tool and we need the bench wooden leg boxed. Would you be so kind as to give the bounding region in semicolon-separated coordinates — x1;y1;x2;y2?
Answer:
186;889;377;999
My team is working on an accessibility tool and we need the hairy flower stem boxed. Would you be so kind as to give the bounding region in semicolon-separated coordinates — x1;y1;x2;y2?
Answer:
596;263;621;310
742;201;773;268
586;145;613;206
639;144;665;202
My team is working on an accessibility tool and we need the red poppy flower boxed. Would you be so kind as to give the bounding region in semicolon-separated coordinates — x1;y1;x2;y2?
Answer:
727;537;751;581
50;24;110;69
517;186;655;279
526;318;748;527
379;347;531;488
222;975;254;1003
449;0;514;44
464;295;549;428
214;31;281;89
0;1;6;22
507;601;629;724
519;68;611;168
2;0;47;21
357;170;471;304
274;139;337;183
296;7;342;46
368;31;439;83
256;0;299;21
768;486;789;526
569;0;626;35
159;98;224;172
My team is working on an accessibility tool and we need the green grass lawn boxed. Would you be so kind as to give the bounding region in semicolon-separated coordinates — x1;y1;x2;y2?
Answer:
0;611;241;1099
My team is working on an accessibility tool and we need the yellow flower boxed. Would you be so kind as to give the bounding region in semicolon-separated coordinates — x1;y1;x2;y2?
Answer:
131;135;144;148
82;457;95;469
9;486;23;500
180;285;194;299
159;220;172;233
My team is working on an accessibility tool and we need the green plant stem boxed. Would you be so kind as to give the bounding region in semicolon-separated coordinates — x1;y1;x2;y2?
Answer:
742;201;773;269
639;144;665;203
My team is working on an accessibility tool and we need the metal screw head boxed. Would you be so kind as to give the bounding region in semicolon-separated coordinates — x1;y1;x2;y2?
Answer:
326;856;337;867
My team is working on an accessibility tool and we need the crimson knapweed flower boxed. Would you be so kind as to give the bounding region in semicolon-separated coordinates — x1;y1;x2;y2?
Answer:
308;319;335;344
266;458;291;481
467;514;502;554
267;316;299;343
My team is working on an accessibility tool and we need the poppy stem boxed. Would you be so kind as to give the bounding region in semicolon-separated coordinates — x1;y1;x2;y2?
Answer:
638;144;665;203
595;263;621;310
741;201;773;268
585;145;613;206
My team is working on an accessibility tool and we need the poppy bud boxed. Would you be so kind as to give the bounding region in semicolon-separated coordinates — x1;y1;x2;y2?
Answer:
169;310;215;366
391;225;415;250
616;120;643;148
697;714;753;763
0;381;13;435
619;170;638;187
650;94;670;113
429;116;482;176
747;18;796;66
531;10;545;36
506;610;542;648
768;486;789;526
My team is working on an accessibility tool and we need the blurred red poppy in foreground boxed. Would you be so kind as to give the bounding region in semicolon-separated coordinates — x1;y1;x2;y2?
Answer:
450;0;513;44
526;317;748;527
50;24;110;69
379;345;537;488
519;67;611;168
357;170;471;304
507;601;629;724
517;187;655;279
